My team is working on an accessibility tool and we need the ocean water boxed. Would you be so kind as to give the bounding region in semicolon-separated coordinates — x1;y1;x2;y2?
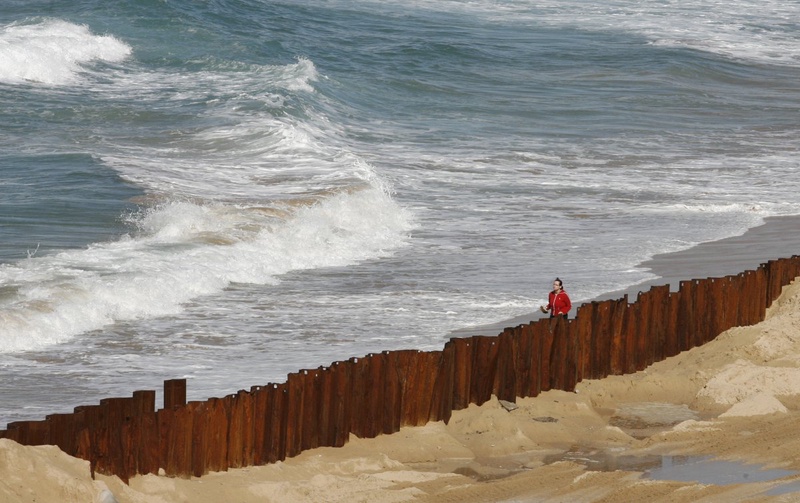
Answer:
1;0;799;424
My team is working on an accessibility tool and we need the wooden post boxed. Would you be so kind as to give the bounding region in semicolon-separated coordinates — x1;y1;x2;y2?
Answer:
329;361;352;448
573;305;593;386
549;317;568;390
382;351;404;433
189;401;209;478
315;367;335;447
449;337;472;411
47;413;77;456
494;329;517;402
284;372;304;458
159;403;193;478
300;369;322;452
130;390;157;478
677;280;695;351
608;300;626;375
431;347;455;424
470;336;499;406
664;292;680;357
164;379;187;410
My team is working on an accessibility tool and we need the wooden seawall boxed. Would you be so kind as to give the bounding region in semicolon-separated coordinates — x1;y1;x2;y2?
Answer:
2;256;799;482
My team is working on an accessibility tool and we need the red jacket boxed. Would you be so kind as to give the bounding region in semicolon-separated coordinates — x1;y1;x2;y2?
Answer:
547;290;572;317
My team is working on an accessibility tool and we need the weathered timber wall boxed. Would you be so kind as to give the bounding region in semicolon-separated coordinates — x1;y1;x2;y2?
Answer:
2;255;799;482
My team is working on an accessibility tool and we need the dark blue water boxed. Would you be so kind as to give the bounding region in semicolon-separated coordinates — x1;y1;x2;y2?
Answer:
1;0;800;424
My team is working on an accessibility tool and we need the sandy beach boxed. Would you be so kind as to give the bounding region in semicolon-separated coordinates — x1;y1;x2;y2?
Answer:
3;275;800;501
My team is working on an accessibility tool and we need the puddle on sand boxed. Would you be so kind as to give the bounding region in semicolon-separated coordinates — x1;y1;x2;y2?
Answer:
609;402;700;438
544;447;798;492
644;455;796;486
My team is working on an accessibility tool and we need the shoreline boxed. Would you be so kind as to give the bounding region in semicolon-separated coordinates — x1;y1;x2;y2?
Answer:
6;273;800;502
452;214;800;338
4;220;800;502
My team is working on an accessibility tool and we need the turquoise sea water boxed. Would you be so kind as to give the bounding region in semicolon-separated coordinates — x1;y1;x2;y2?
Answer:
1;0;799;423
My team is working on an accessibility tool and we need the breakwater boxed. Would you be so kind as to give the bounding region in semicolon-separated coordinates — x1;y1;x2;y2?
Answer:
2;256;799;482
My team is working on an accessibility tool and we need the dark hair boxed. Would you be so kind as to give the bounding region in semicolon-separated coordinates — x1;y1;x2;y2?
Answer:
554;277;563;287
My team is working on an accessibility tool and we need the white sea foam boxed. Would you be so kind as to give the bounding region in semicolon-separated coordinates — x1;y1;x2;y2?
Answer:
360;0;800;66
0;19;131;85
0;187;415;353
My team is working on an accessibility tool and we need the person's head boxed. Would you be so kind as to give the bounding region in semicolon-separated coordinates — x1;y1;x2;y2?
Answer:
553;278;563;291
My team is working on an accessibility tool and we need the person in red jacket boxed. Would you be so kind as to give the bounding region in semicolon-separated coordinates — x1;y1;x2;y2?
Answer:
540;277;572;318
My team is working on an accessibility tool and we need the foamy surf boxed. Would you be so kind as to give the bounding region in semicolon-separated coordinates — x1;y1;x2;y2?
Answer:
0;19;131;85
0;186;415;353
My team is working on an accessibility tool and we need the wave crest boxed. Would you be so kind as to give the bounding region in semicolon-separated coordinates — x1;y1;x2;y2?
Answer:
0;19;131;85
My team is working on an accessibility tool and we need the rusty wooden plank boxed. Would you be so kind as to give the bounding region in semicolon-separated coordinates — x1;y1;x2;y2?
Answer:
300;369;322;452
347;357;367;438
72;406;93;475
511;324;533;398
234;390;255;468
97;397;134;479
708;278;726;341
609;300;628;375
136;409;159;477
315;367;335;447
754;266;768;323
73;404;101;477
401;350;425;426
47;413;77;456
537;320;555;391
264;383;288;463
470;336;499;406
413;351;441;425
664;292;680;358
130;390;158;477
226;392;246;469
533;321;548;396
330;361;352;448
5;421;27;445
677;280;696;351
649;285;670;364
494;329;517;403
206;398;229;473
764;258;787;308
159;404;193;478
528;321;545;395
164;379;187;410
726;274;744;330
364;353;385;438
399;350;424;427
188;401;209;478
589;300;611;378
76;427;93;477
284;372;304;457
564;320;580;391
573;305;593;385
249;386;268;465
432;343;455;423
629;292;653;371
624;302;641;373
693;278;711;346
27;420;50;446
548;317;568;390
636;290;654;370
382;350;404;433
250;385;272;465
448;337;472;411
